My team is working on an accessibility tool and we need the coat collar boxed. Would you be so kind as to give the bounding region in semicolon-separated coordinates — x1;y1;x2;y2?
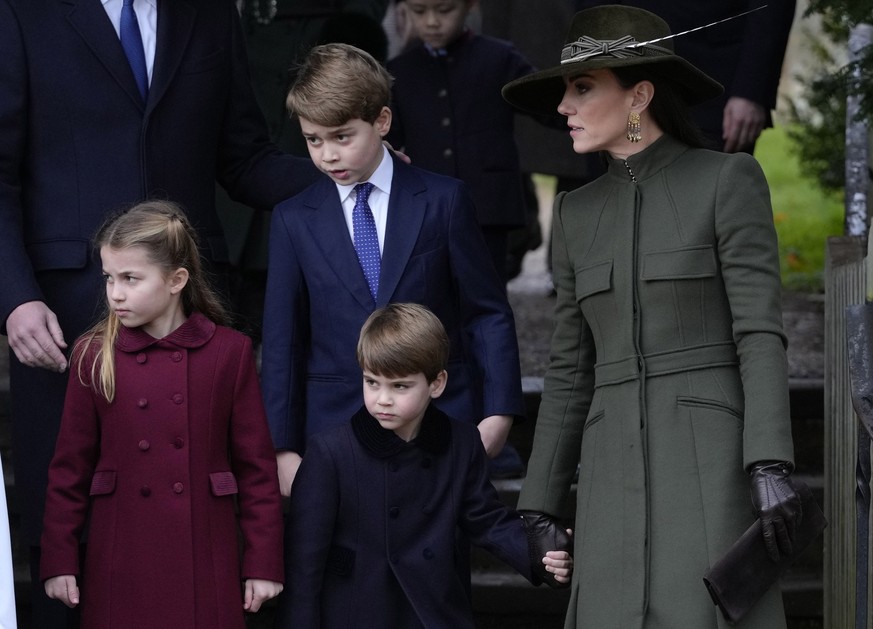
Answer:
116;311;216;352
351;403;451;458
605;134;690;183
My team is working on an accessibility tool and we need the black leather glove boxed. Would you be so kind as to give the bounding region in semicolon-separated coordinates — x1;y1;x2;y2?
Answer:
518;510;573;589
749;461;803;562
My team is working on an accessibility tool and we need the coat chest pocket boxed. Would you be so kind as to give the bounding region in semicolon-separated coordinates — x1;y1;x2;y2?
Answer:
89;470;116;496
574;260;612;302
640;245;716;280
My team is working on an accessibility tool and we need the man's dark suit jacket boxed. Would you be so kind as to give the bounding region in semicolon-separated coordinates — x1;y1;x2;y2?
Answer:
0;0;317;545
262;155;525;454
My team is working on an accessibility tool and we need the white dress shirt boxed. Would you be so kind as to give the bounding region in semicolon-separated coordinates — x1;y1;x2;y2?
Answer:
337;146;393;255
101;0;158;84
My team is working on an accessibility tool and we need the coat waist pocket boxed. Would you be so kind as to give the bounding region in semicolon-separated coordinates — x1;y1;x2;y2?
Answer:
594;342;739;387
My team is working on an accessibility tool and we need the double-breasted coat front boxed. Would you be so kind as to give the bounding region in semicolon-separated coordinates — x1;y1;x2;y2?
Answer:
517;135;795;629
279;405;535;628
41;314;283;629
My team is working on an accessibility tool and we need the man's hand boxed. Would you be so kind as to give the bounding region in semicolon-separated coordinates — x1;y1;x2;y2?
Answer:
45;575;79;608
243;578;283;613
722;96;766;153
7;300;68;372
276;451;303;497
477;414;512;458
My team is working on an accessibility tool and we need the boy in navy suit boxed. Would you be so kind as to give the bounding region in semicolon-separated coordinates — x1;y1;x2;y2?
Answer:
276;303;572;628
261;43;525;495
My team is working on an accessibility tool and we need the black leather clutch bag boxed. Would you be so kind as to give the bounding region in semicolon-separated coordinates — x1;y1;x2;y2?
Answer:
702;479;827;625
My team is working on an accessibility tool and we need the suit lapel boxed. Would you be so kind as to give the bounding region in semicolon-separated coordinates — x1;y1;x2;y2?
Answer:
62;0;144;108
302;181;375;310
378;159;426;304
148;0;195;111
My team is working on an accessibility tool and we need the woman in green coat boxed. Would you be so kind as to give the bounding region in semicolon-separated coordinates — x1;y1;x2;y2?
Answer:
502;6;803;628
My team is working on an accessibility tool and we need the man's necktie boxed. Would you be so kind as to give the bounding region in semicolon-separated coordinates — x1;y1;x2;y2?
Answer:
120;0;148;102
352;183;380;300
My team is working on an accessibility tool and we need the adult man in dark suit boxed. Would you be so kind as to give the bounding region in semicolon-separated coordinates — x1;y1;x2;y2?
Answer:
0;1;317;625
576;0;796;153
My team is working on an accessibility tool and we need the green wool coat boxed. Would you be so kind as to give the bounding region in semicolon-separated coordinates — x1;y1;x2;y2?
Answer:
518;135;795;629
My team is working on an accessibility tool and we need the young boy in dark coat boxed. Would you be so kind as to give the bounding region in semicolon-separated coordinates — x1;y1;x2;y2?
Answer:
276;303;573;628
261;43;525;496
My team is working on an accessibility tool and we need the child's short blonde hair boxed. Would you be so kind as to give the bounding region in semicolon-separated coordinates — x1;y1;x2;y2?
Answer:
357;303;449;382
286;43;392;126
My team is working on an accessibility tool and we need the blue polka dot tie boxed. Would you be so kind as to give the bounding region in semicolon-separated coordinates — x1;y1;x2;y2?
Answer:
121;0;149;102
352;183;380;300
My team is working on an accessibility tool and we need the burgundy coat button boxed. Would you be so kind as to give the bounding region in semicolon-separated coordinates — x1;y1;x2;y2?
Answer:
138;440;150;451
173;482;184;494
136;353;147;364
174;438;184;449
171;352;182;362
137;398;148;409
140;486;151;497
172;394;184;405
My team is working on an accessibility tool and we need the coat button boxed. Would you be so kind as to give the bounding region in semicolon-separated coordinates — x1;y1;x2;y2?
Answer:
171;351;182;362
421;457;432;469
422;548;434;560
389;461;399;472
137;398;148;409
174;437;184;449
389;507;400;519
172;393;184;405
442;148;453;159
138;440;150;451
136;353;147;364
441;117;451;127
173;482;184;494
437;88;447;98
140;486;151;497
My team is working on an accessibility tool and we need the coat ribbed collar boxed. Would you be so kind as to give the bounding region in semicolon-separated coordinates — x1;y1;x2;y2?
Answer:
115;312;216;352
351;403;451;459
605;134;689;183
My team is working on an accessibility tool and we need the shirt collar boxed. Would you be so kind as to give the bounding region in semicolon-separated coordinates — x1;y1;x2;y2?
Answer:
335;145;393;204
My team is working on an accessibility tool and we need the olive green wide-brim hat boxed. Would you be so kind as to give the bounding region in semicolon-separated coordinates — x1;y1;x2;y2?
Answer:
502;5;723;116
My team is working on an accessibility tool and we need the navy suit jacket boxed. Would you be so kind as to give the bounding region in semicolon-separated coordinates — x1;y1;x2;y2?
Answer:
262;156;525;453
0;0;317;543
278;405;534;628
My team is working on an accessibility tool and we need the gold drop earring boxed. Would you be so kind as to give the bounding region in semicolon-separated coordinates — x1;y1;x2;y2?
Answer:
626;111;642;143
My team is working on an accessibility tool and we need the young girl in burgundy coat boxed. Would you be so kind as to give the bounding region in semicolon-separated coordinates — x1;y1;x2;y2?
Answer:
39;201;284;629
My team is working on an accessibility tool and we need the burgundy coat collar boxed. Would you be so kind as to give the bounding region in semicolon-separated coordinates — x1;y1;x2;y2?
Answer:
351;403;451;458
115;312;216;352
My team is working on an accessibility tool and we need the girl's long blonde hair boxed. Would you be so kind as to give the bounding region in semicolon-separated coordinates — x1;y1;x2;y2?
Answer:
75;200;230;402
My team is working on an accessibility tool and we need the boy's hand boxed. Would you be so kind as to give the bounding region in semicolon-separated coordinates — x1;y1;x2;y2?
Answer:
477;415;512;458
276;451;303;497
243;578;283;613
45;575;79;608
543;546;574;585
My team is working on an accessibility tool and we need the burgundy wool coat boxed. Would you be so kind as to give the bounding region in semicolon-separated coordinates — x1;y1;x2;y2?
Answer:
40;313;283;629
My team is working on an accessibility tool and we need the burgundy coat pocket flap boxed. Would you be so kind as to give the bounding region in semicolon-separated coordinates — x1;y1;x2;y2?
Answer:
89;470;116;496
209;471;239;496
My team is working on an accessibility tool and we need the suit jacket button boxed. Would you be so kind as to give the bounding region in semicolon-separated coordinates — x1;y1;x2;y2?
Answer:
137;398;148;409
136;353;147;364
389;507;400;519
173;482;184;494
138;440;150;451
140;486;151;497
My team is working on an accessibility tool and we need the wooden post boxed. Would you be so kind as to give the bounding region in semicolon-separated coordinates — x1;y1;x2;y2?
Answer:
825;236;866;628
